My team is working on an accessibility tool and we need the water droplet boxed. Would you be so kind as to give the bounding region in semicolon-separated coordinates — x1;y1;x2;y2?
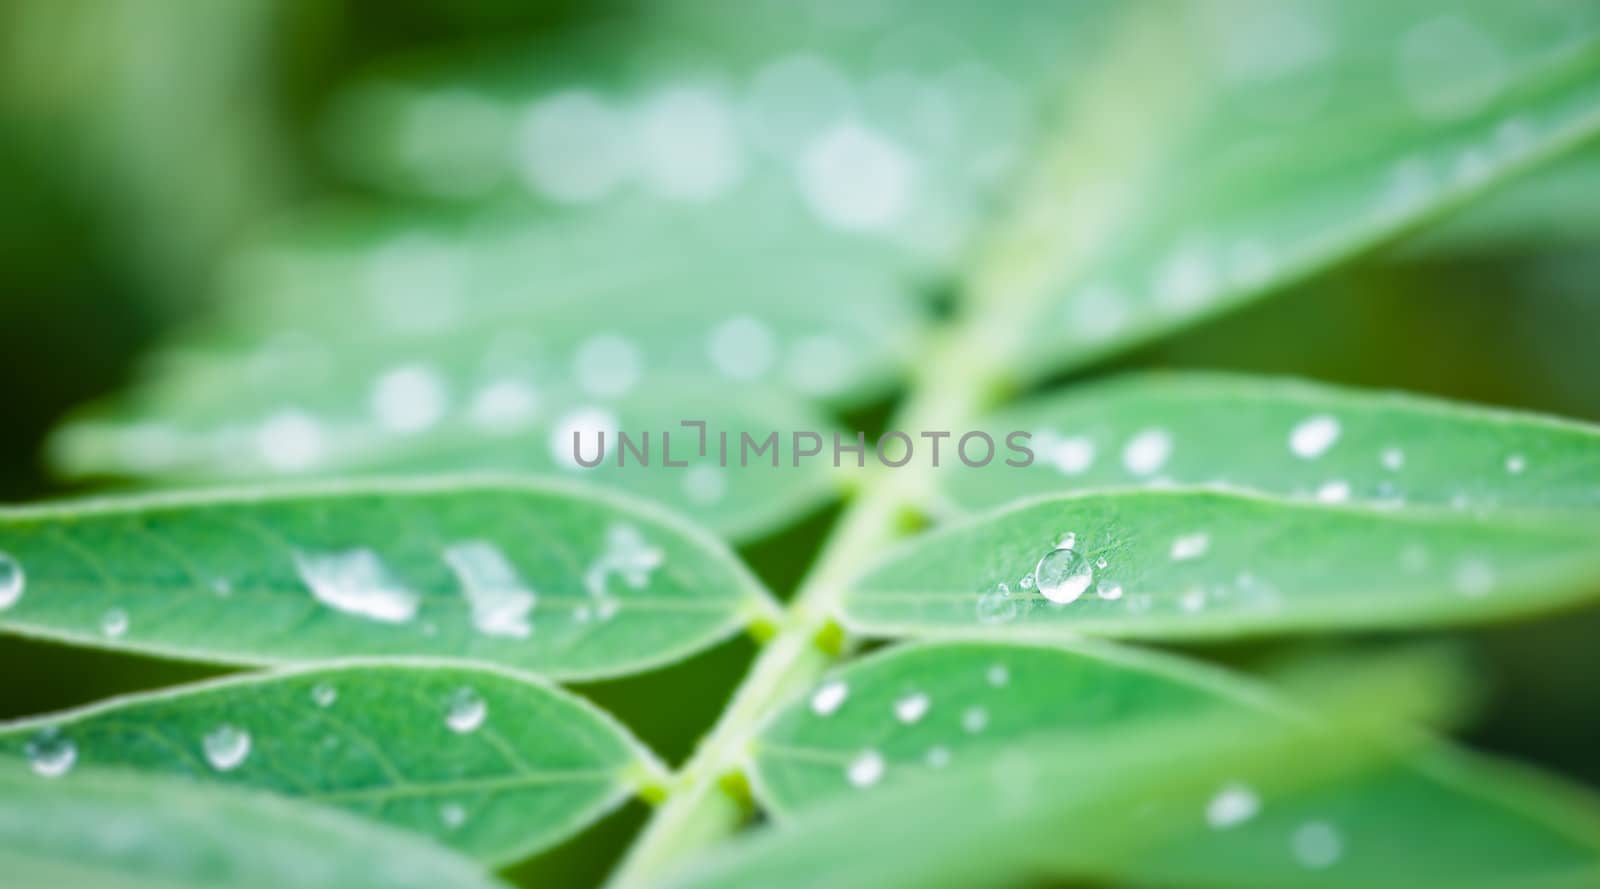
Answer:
1094;556;1108;570
800;121;915;232
584;524;665;614
1096;580;1124;600
1315;480;1351;503
1047;436;1095;475
1035;547;1093;605
24;727;76;778
293;548;420;624
210;577;233;598
1122;428;1173;476
1171;533;1211;561
514;90;632;203
707;316;777;380
1017;573;1035;590
846;750;885;787
256;409;324;472
1454;559;1495;598
202;724;251;772
311;683;337;708
444;540;536;639
976;585;1019;624
445;687;487;734
439;802;468;830
1505;453;1526;475
99;608;129;639
1381;447;1405;471
574;334;643;397
1181;587;1207;613
986;664;1010;688
371;364;448;434
684;465;727;506
1053;532;1077;550
0;552;25;610
1292;820;1344;869
1289;415;1340;459
924;746;951;769
893;693;930;724
469;379;538;434
811;680;849;716
962;706;989;734
1206;783;1260;829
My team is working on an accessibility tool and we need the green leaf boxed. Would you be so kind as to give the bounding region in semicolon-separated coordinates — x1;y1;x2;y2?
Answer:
0;660;657;864
52;375;843;542
0;476;771;678
0;762;512;889
843;489;1600;640
992;0;1600;380
947;372;1600;516
744;640;1600;889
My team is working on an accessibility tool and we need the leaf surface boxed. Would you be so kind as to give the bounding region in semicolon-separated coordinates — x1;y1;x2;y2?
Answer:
0;477;770;679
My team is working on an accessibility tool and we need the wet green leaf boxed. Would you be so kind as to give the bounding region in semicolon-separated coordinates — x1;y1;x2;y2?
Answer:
0;477;771;679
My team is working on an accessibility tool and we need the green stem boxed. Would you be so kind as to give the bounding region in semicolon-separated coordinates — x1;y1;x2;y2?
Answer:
606;324;1007;888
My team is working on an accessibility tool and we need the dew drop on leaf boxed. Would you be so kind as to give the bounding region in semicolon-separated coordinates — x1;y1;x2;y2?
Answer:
810;680;848;716
962;706;989;734
445;687;488;734
1171;532;1211;561
24;727;76;778
443;539;537;639
1096;580;1124;601
1289;414;1340;459
293;547;420;624
1505;453;1526;474
845;750;885;788
893;692;930;724
99;608;129;639
311;683;337;708
1381;447;1405;470
1206;782;1261;829
0;551;24;610
202;724;251;772
1035;548;1092;605
976;584;1019;624
986;664;1010;687
1292;820;1344;869
440;802;468;830
1122;427;1173;476
924;746;951;769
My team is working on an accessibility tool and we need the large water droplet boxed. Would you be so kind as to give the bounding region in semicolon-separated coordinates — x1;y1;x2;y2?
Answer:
810;680;848;716
202;724;252;772
846;750;885;787
293;548;420;624
444;540;536;639
445;687;488;734
1035;547;1092;605
0;551;25;610
24;727;76;778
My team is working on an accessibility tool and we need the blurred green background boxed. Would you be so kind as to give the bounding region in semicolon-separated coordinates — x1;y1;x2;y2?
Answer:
2;2;1598;886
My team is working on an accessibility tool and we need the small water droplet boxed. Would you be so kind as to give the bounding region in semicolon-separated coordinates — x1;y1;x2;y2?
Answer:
1035;547;1093;605
440;802;468;830
893;693;930;724
1017;573;1035;590
370;363;448;433
1289;415;1340;459
311;683;337;708
99;608;129;639
202;724;251;772
846;750;886;787
1381;447;1405;471
210;577;233;598
1096;580;1124;600
976;585;1019;624
962;706;989;734
811;680;848;716
986;664;1010;687
1046;436;1095;475
1505;454;1526;475
924;746;951;769
24;727;76;778
1454;559;1495;598
1292;820;1344;869
445;687;488;734
1095;556;1108;570
1181;587;1207;613
1053;532;1077;550
1315;480;1351;503
1206;782;1260;829
1171;533;1211;561
0;552;23;610
1122;428;1173;476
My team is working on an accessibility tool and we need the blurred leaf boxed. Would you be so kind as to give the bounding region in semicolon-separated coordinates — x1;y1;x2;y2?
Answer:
842;489;1600;640
948;372;1600;516
732;640;1600;889
0;477;772;679
987;0;1600;382
0;761;510;889
0;660;657;864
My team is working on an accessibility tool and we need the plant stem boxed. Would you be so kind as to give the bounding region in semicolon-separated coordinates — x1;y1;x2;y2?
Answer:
606;324;1007;887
